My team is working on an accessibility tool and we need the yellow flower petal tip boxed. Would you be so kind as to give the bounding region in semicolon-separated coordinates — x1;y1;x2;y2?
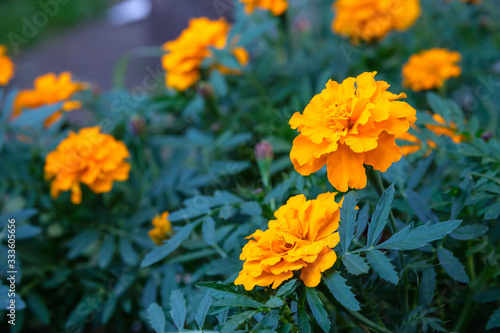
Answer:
289;72;417;192
162;17;248;91
44;127;131;204
148;212;173;245
12;72;88;127
234;193;341;290
332;0;421;43
0;45;15;86
240;0;288;16
402;48;462;91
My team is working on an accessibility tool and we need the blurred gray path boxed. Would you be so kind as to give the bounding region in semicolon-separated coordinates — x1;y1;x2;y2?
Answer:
11;0;232;89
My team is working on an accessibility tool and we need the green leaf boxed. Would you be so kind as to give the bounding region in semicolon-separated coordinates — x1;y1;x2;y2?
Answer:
195;294;213;328
305;288;331;333
98;234;115;269
147;303;166;333
366;250;398;284
419;267;436;307
67;230;100;259
25;292;50;324
376;220;462;250
202;216;216;246
265;297;284;308
101;296;117;325
486;307;500;330
297;306;312;333
212;297;264;309
276;279;297;298
339;191;358;253
367;184;394;246
437;248;469;283
9;102;62;128
323;272;360;311
240;201;262;217
196;282;263;308
485;201;500;220
342;253;369;275
170;290;186;331
355;204;369;237
0;208;37;228
141;222;199;268
210;69;228;97
221;310;258;333
450;224;488;241
119;238;139;266
14;225;41;240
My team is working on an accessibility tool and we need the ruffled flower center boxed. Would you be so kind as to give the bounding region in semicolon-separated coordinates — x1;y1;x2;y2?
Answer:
323;100;353;133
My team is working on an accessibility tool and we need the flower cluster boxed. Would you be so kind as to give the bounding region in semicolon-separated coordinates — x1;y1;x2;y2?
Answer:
13;72;87;127
44;127;130;204
235;193;341;290
162;17;248;91
148;212;173;245
332;0;421;42
240;0;288;16
402;48;461;91
289;72;416;192
0;45;14;86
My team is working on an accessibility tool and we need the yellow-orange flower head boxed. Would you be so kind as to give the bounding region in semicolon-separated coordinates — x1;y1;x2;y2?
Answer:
148;212;173;245
13;72;87;127
240;0;288;16
162;17;249;91
402;49;461;91
235;193;341;290
44;127;130;204
289;72;417;192
426;114;465;144
0;45;14;85
332;0;421;42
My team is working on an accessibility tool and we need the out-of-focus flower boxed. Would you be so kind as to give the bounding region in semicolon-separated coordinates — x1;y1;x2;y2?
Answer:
426;114;465;143
332;0;421;43
235;192;341;290
402;49;461;91
289;72;416;192
396;125;435;156
13;72;88;127
0;45;14;85
240;0;288;16
44;127;130;204
148;212;172;245
162;17;248;91
129;115;147;137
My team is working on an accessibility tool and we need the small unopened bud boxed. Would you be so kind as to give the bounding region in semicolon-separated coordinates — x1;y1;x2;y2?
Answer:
129;115;146;137
256;141;273;190
294;18;311;34
197;82;214;98
482;131;493;142
255;141;273;161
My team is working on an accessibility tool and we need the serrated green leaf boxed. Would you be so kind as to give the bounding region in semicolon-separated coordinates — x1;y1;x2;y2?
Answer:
450;224;488;241
342;253;369;275
305;288;331;332
437;248;469;283
195;294;213;328
366;250;398;284
265;297;284;308
419;267;436;307
339;191;358;253
485;201;500;220
276;279;297;298
486;307;500;330
297;306;311;333
202;216;216;246
196;282;263;308
98;234;115;269
367;184;394;246
147;303;166;333
170;290;186;331
119;238;139;266
221;310;257;333
324;272;360;311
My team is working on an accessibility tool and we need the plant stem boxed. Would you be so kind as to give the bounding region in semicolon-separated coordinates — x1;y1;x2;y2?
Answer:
339;305;392;333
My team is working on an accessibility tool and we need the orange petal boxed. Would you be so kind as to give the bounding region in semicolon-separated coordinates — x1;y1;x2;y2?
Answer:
363;131;402;172
326;144;367;192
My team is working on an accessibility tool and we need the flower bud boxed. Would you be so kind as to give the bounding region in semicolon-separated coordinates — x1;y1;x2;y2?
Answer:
255;141;273;161
129;115;146;137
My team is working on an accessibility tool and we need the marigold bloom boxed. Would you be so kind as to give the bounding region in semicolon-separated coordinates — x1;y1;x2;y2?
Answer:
162;17;249;91
235;193;341;290
426;114;465;143
148;212;173;245
0;45;14;86
44;127;130;204
13;72;87;127
332;0;421;42
289;72;416;192
240;0;288;16
402;49;461;91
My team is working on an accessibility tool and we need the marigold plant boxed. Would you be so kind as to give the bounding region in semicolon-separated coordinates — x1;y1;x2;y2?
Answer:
426;113;465;143
240;0;288;16
289;71;416;192
162;17;248;91
44;127;130;204
402;48;461;91
332;0;421;42
235;192;341;290
0;45;14;85
148;212;172;245
13;72;87;127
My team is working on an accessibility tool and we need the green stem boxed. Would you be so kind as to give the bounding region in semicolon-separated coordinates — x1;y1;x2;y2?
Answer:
339;305;392;333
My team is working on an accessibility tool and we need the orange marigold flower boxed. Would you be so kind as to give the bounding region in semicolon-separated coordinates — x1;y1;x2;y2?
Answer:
240;0;288;16
289;72;417;192
234;192;341;290
0;45;14;85
148;212;172;245
13;72;87;127
426;114;465;143
332;0;421;42
402;49;461;91
162;17;248;91
44;127;130;204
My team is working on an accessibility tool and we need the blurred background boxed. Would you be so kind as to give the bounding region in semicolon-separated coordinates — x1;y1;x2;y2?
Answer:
1;0;233;89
